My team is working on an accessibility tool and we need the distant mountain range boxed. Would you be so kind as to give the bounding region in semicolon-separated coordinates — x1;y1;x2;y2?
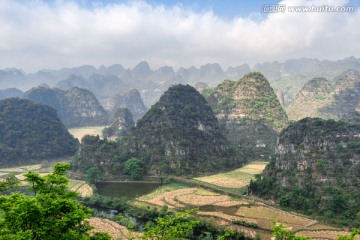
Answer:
2;57;359;107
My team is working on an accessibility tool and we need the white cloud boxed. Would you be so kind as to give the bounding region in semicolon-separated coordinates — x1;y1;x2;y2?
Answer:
0;0;359;72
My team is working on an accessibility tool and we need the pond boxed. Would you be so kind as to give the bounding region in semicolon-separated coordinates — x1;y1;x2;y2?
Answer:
95;181;162;198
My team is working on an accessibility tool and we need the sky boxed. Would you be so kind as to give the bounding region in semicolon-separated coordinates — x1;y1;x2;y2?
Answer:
0;0;360;73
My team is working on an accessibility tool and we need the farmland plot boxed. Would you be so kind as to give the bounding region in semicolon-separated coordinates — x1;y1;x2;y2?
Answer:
68;126;107;141
194;161;268;189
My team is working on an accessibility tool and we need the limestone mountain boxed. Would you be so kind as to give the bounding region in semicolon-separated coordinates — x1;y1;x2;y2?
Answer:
203;72;289;160
286;78;334;120
252;118;360;226
204;72;288;131
287;69;360;123
319;69;360;123
0;98;79;166
72;84;241;177
102;108;134;138
104;89;148;121
23;86;108;128
126;84;239;175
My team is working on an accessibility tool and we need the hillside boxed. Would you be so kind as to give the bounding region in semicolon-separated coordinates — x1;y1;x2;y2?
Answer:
127;84;239;175
102;108;134;138
287;69;360;123
23;86;109;128
72;84;241;177
0;88;23;100
252;118;360;227
104;89;148;121
287;78;334;120
204;72;288;131
203;72;288;160
0;98;79;166
319;69;360;123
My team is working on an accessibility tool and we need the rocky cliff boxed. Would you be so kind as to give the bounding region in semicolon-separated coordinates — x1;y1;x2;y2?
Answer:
287;69;360;123
104;89;148;121
203;72;288;160
102;108;134;138
127;84;239;175
0;98;79;166
252;118;360;226
287;78;334;120
319;69;360;123
23;86;108;128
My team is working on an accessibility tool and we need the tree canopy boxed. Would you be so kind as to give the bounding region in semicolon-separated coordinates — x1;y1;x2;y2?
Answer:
0;163;110;240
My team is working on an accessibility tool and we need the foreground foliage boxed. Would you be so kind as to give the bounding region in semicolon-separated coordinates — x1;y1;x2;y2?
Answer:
0;163;110;240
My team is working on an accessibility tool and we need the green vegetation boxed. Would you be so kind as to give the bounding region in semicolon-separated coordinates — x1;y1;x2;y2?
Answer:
102;108;134;138
72;84;241;177
272;223;311;240
202;72;288;161
142;210;200;239
0;98;79;166
232;220;259;229
0;163;110;240
203;72;289;131
124;157;144;180
252;118;360;227
23;86;109;128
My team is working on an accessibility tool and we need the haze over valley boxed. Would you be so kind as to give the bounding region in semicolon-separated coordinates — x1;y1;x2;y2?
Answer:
1;0;360;239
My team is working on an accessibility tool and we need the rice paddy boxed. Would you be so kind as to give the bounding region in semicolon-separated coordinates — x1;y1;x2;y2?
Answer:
194;161;268;189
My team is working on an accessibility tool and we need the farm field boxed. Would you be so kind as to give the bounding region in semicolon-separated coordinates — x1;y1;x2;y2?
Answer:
0;162;92;197
68;125;107;141
132;163;350;240
89;217;141;239
194;161;268;189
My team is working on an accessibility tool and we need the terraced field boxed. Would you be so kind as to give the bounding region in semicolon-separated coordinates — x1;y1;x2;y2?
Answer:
132;163;350;240
194;161;268;189
68;125;107;141
89;217;141;239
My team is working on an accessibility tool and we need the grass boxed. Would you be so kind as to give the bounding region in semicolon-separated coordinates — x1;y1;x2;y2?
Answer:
68;125;107;141
194;161;268;189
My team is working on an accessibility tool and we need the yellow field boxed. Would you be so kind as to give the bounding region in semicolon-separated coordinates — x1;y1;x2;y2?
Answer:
68;126;107;141
0;163;93;197
68;179;93;197
194;161;268;188
89;217;141;239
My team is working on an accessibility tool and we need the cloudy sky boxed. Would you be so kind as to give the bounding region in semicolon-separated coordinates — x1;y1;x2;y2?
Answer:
0;0;359;73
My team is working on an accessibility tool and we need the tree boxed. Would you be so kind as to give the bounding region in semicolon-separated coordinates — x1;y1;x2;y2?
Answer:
85;166;102;184
272;223;310;240
0;163;110;240
0;174;19;192
124;157;144;180
142;210;200;240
